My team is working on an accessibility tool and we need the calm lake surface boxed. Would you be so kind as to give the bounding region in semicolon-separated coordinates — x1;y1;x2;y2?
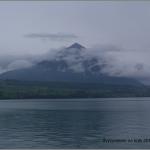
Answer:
0;98;150;148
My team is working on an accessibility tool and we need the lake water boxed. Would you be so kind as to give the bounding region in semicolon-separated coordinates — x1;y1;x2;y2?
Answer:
0;98;150;148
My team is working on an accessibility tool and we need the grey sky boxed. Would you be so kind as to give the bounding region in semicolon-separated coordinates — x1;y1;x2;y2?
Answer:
0;1;150;55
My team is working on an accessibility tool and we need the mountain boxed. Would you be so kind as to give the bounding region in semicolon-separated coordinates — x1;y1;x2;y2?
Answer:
66;42;85;49
0;43;142;86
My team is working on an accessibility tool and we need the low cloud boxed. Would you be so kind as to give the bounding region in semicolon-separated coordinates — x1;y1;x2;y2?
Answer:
44;44;150;83
87;46;150;82
7;60;33;71
24;33;78;42
0;55;35;74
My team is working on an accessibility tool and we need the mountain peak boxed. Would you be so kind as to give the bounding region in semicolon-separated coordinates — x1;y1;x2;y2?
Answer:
67;43;85;49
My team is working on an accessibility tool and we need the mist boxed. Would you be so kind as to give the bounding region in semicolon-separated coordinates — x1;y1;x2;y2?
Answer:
0;43;150;84
20;44;150;83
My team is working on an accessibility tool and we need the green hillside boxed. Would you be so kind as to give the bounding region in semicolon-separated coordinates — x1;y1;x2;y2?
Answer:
0;80;149;99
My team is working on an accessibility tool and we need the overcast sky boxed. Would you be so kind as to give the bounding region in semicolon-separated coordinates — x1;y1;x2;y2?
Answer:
0;1;150;55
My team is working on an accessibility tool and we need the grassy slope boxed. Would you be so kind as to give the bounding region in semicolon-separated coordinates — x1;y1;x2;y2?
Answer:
0;80;149;99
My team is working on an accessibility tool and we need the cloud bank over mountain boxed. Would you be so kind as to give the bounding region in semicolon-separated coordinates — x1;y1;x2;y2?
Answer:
45;44;150;78
0;43;150;84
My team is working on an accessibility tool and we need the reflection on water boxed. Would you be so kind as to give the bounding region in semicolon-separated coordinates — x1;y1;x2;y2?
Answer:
0;98;149;148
